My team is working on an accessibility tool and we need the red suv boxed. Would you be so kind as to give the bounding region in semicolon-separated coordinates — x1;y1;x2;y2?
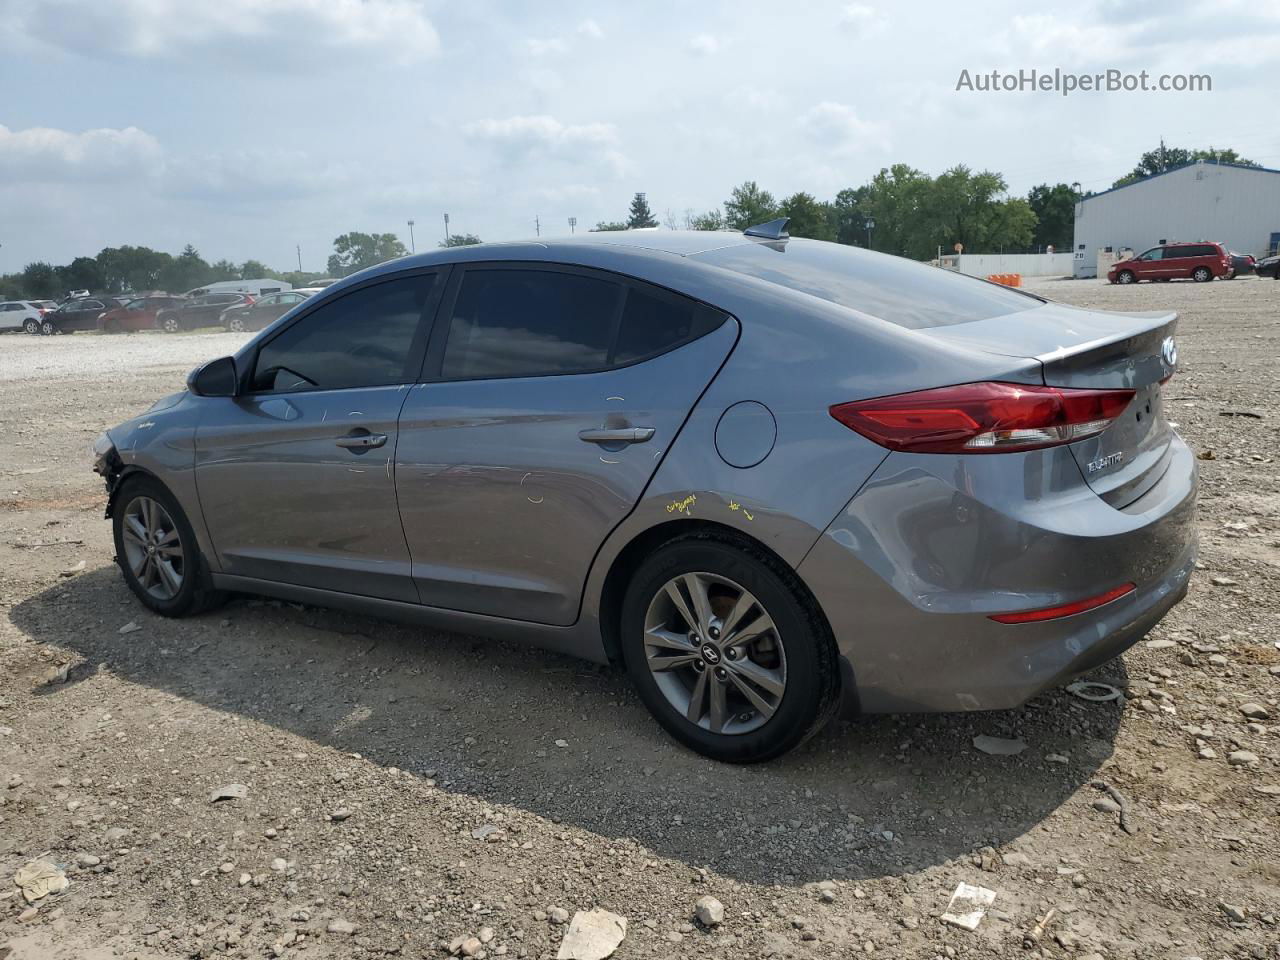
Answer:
1108;241;1233;284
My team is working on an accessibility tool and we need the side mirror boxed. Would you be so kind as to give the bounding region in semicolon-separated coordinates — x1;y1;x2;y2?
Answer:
188;356;238;397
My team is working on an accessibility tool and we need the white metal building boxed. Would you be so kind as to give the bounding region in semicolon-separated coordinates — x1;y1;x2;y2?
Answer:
1072;161;1280;277
185;278;292;297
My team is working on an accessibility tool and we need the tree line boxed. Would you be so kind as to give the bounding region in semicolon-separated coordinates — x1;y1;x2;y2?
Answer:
594;141;1257;260
0;229;484;301
2;142;1251;301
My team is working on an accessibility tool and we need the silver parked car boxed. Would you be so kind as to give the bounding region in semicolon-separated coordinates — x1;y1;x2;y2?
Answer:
93;223;1197;762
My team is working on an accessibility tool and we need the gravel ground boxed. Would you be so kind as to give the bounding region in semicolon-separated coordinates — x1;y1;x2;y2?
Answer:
1;277;1277;959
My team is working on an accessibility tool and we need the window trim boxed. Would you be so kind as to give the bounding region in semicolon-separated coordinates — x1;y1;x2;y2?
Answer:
239;266;449;398
420;261;731;384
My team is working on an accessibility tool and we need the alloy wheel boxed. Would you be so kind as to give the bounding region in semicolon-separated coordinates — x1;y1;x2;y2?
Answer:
163;317;179;333
23;319;38;334
120;496;185;600
643;571;787;735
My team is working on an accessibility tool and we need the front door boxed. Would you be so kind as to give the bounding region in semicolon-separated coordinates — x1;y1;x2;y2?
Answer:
395;263;736;625
195;270;443;601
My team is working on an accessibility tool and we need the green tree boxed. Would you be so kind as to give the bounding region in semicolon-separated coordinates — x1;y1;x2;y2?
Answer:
723;181;779;231
778;192;836;241
683;208;725;230
326;232;408;276
830;186;873;246
95;245;173;293
21;262;60;299
56;256;104;293
1112;144;1259;187
590;221;628;232
1027;183;1081;250
207;259;240;282
626;192;658;229
860;164;930;256
239;259;271;278
158;245;211;293
440;233;482;247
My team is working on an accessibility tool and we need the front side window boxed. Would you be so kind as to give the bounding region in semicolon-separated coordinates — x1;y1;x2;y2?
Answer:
1139;248;1163;261
443;269;621;379
251;274;435;393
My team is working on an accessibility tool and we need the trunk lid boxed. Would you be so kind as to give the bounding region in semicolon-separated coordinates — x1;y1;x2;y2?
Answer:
921;302;1178;507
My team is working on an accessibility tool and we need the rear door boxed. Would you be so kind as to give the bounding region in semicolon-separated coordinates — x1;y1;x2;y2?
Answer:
195;270;444;600
395;263;736;625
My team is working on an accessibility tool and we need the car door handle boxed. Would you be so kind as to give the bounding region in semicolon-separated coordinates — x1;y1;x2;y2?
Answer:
335;432;387;449
578;427;655;445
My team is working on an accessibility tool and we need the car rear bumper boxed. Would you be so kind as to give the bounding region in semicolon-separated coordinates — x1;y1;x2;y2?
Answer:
797;435;1198;713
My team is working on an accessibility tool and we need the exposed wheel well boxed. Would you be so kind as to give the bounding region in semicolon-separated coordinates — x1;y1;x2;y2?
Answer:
596;518;830;667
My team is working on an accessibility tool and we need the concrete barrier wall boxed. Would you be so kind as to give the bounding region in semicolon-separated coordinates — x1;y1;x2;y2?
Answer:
952;253;1075;278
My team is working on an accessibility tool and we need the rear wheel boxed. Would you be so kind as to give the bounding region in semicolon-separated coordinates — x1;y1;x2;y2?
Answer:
1192;266;1212;282
112;475;224;617
40;319;57;335
1116;269;1136;284
22;318;38;335
620;533;839;763
227;315;246;333
103;318;121;333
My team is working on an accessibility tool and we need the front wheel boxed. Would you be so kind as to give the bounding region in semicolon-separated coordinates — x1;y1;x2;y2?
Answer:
112;475;224;617
1193;266;1212;282
161;315;180;333
620;534;839;763
1116;270;1136;284
40;319;57;335
23;318;39;335
226;315;246;333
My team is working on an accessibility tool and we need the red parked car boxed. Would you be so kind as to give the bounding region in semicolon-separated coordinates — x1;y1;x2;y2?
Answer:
97;296;187;333
1108;241;1233;284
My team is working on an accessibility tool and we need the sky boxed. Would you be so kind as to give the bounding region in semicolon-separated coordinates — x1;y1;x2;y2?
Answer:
2;0;1278;275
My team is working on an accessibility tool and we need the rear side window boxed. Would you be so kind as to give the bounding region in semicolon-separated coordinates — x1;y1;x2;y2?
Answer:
697;240;1043;329
614;287;725;364
443;269;621;379
252;274;436;392
441;267;728;379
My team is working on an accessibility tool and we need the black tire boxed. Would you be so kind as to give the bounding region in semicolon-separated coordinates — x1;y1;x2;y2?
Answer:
620;532;839;763
23;318;39;335
1116;269;1135;285
1193;266;1212;282
111;474;225;617
40;319;57;335
160;314;181;333
103;318;121;333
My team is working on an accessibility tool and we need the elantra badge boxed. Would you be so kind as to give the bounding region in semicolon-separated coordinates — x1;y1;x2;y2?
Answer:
1161;336;1177;369
1088;451;1124;474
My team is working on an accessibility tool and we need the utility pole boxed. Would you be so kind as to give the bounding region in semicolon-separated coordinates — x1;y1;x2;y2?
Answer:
535;215;540;237
407;219;416;253
443;213;450;246
296;245;302;272
568;216;577;235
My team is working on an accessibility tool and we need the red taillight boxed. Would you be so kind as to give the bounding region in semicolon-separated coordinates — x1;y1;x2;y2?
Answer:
830;382;1135;454
988;583;1135;624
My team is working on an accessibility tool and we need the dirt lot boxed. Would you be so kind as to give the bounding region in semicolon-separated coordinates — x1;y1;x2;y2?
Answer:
1;277;1278;960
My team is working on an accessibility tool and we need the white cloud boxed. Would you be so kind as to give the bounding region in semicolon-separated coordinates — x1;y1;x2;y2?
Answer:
840;3;885;37
798;102;888;155
0;124;164;182
577;19;604;39
465;115;617;151
526;36;569;57
688;34;724;56
6;0;439;66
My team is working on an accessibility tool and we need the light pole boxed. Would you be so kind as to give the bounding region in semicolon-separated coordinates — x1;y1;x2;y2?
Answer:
865;216;875;249
407;219;416;253
568;216;577;235
443;213;450;246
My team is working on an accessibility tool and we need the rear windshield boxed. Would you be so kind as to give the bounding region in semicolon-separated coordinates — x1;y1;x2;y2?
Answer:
696;239;1043;329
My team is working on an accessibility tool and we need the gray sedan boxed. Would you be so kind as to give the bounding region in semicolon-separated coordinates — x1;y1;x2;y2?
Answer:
93;223;1197;762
